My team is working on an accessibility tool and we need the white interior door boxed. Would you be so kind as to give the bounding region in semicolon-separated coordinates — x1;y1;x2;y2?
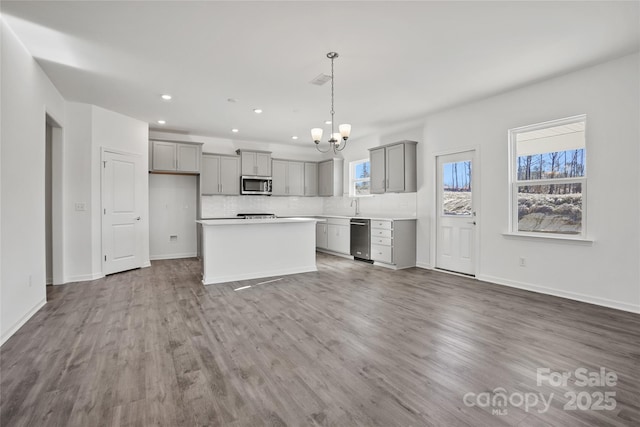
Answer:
436;151;476;275
102;150;142;275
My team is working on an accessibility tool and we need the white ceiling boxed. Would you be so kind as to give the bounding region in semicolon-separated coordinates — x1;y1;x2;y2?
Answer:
2;1;639;145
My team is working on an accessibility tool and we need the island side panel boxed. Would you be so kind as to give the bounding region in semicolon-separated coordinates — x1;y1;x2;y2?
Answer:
201;221;317;284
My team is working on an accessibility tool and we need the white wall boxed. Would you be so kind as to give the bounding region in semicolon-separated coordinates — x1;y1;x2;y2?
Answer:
1;21;65;344
149;174;197;259
63;103;150;281
91;106;150;270
419;53;640;312
63;103;94;281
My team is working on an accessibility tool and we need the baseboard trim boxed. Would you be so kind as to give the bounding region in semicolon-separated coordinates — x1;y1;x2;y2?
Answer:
141;259;151;268
1;298;47;346
476;274;640;314
315;249;353;260
64;272;105;284
150;253;197;261
203;265;318;285
416;262;433;270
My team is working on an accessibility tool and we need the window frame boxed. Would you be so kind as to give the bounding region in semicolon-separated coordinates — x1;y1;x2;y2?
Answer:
349;158;371;197
508;114;588;239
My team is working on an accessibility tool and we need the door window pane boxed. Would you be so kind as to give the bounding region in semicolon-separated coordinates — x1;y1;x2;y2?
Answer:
443;161;472;216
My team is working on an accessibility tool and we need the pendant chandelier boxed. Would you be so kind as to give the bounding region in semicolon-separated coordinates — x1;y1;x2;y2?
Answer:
311;52;351;153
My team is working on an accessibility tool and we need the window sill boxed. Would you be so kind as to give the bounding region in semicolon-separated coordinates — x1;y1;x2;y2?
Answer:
502;232;594;245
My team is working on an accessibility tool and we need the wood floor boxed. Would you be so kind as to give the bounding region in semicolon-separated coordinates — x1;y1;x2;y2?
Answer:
1;253;639;427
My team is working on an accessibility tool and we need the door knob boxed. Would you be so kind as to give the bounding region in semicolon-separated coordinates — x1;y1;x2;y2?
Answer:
135;216;141;221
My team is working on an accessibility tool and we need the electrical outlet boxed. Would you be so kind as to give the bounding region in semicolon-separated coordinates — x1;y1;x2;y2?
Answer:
169;235;178;242
75;202;87;212
519;257;526;267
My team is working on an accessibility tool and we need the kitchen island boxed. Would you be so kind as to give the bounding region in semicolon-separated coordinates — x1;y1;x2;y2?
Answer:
197;217;318;285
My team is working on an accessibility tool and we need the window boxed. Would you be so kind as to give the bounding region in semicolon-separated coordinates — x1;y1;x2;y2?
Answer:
350;159;370;196
509;115;586;237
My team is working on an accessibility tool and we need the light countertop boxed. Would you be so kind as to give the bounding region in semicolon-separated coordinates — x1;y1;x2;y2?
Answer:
290;214;417;221
197;217;318;226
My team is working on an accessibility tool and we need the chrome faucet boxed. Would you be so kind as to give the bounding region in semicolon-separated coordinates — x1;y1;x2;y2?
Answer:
350;198;360;216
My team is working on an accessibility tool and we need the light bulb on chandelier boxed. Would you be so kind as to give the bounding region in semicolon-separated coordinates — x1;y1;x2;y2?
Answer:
311;52;351;153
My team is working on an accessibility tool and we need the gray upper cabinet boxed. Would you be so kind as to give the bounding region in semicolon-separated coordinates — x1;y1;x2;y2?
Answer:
318;158;344;197
288;161;304;196
304;162;318;196
237;149;272;176
150;140;201;173
368;140;417;193
201;153;239;195
369;147;386;194
272;159;304;196
271;159;287;195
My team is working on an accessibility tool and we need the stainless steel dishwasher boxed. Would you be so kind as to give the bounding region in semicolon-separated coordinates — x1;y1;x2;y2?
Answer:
350;218;372;262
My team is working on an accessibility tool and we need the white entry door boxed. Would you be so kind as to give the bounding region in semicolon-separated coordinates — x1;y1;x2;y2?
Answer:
102;150;142;275
436;151;476;275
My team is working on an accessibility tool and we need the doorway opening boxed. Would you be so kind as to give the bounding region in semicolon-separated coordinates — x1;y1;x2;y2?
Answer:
46;114;64;285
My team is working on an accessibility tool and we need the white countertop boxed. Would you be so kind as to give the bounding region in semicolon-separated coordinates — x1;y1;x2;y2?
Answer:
197;217;318;226
294;214;417;221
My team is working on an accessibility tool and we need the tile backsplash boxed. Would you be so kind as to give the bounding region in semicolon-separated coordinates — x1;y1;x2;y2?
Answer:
201;192;416;218
322;192;417;217
201;195;323;218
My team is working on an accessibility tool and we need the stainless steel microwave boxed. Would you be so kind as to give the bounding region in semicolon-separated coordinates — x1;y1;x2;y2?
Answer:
241;176;272;195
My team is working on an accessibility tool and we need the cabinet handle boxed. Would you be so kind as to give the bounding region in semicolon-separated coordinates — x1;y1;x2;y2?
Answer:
221;184;224;193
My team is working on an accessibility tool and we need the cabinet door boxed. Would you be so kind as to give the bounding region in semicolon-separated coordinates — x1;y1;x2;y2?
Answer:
304;162;318;196
271;160;288;195
318;160;332;196
201;155;221;194
256;152;271;176
152;141;177;171
219;156;239;195
316;223;328;249
240;152;255;175
328;224;350;254
385;143;406;192
369;147;386;194
288;161;305;196
177;144;200;172
371;244;393;263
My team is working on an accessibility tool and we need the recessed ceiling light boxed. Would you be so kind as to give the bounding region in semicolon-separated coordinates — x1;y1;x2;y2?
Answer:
231;128;239;133
227;98;238;103
161;94;172;100
157;120;166;125
253;108;263;114
291;136;298;140
325;120;332;125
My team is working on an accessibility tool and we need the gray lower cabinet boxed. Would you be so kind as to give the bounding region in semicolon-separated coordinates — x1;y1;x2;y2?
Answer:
316;218;350;255
318;158;344;197
370;219;416;268
150;140;202;173
369;140;417;193
201;154;240;195
327;219;350;254
272;159;304;196
316;222;328;249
